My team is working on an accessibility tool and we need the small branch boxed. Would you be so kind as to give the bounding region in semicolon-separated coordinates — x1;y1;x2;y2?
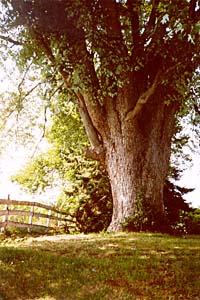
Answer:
49;83;64;99
142;0;160;41
85;147;105;164
18;62;33;94
144;22;167;50
21;82;42;102
125;70;161;121
31;105;48;158
0;34;23;46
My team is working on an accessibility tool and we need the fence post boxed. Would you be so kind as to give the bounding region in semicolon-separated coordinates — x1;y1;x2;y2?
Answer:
57;213;60;227
46;209;52;229
1;203;9;233
28;204;34;233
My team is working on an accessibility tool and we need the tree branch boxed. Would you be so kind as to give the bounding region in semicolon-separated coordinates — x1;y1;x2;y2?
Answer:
31;105;48;158
85;147;105;164
61;26;109;138
76;92;104;151
145;22;167;53
11;4;108;150
125;70;161;121
142;0;160;41
124;59;189;122
76;91;106;163
100;0;122;39
18;62;33;94
33;33;55;64
127;0;141;47
33;32;72;88
19;82;43;103
0;34;22;46
33;31;107;149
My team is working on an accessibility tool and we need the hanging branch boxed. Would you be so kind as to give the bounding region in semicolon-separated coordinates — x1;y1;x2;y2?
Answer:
31;105;48;158
18;62;33;94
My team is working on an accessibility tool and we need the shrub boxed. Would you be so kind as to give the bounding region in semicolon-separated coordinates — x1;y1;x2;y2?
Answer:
180;209;200;234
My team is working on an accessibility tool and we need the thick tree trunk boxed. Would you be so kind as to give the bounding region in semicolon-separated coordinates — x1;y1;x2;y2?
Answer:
105;97;176;231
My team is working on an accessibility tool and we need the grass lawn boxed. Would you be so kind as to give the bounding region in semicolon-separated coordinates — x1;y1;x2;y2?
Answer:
0;232;200;300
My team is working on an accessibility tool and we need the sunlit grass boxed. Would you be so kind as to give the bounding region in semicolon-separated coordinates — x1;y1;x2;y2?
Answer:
0;233;200;299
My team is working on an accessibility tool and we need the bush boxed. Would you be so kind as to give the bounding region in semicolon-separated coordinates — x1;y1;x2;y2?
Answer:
180;209;200;234
74;168;112;233
57;165;113;233
121;199;168;233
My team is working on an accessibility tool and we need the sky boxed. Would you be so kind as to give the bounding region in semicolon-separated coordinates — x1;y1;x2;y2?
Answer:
178;153;200;208
0;144;60;205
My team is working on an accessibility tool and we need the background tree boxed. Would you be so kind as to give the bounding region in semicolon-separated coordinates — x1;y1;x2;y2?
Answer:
1;0;200;231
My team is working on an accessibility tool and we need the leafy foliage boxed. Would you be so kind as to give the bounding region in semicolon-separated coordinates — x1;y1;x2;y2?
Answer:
11;89;86;188
1;0;199;120
176;209;200;234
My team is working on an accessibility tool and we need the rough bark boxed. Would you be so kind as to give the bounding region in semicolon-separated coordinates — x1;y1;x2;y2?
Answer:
104;92;176;231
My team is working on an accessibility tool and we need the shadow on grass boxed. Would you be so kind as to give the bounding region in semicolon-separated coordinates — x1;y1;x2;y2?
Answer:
0;233;200;300
0;246;105;300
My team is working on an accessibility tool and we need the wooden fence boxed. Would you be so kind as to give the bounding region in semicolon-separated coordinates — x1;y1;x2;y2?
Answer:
0;198;76;233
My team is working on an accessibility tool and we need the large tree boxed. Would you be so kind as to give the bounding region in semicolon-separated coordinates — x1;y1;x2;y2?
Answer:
1;0;200;230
